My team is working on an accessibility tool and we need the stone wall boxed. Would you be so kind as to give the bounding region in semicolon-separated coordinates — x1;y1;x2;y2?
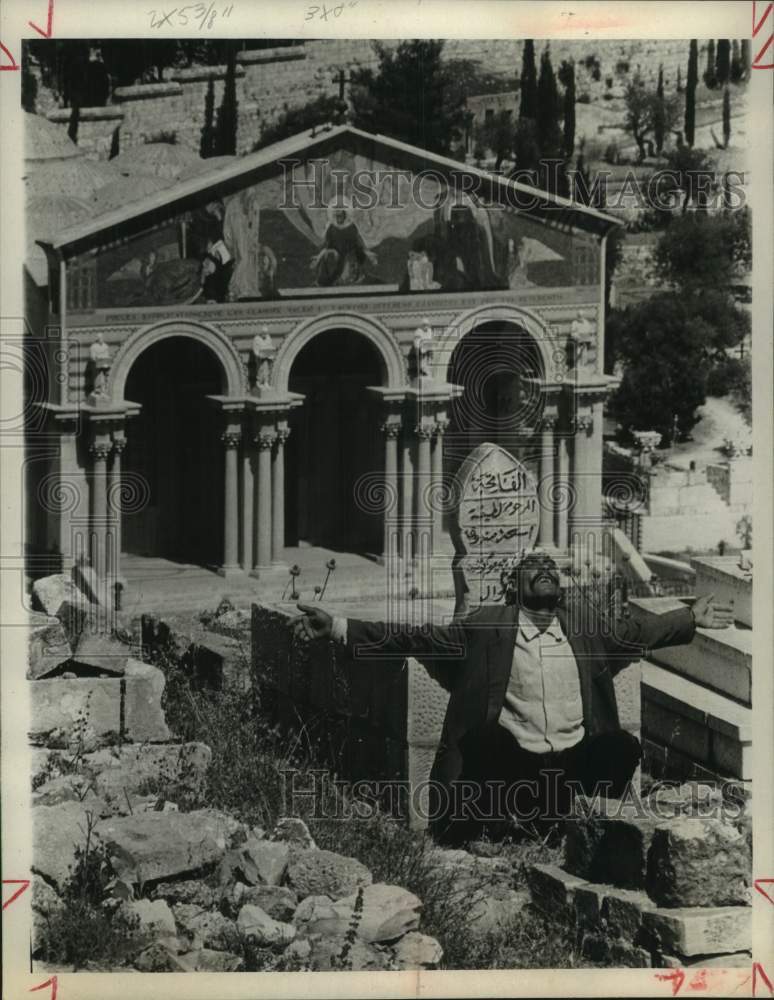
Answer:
38;39;709;161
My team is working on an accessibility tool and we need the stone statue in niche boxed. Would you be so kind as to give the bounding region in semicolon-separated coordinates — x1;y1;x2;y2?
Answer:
251;326;275;389
570;310;597;369
412;317;435;379
89;334;111;396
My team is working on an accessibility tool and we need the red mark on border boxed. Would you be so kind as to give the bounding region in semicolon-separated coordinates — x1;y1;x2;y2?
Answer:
752;1;774;68
755;878;774;904
30;977;58;1000
656;969;686;995
29;0;55;38
2;878;30;910
0;40;20;71
754;964;774;996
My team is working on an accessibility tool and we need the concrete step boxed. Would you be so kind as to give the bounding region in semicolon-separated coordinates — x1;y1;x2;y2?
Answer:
642;661;751;780
647;626;751;705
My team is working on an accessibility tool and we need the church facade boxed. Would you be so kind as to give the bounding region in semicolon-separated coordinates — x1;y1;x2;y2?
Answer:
26;124;620;592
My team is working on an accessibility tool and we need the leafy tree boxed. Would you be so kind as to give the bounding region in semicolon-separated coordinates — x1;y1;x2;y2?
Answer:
607;296;712;444
704;39;717;88
475;110;516;171
349;40;465;155
519;40;537;119
214;43;238;156
685;40;698;147
558;59;576;158
722;86;731;148
730;40;743;83
653;209;752;294
655;145;714;214
716;39;731;86
623;75;679;162
654;64;665;154
200;78;216;158
253;93;345;152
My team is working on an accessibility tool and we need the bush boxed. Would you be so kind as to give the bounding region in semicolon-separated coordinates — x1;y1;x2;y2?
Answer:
604;141;620;164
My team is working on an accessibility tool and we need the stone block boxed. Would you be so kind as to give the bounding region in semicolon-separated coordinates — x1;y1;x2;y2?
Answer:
172;903;240;952
233;884;297;922
286;848;372;900
29;676;122;747
71;561;104;606
649;627;751;704
574;883;608;926
646;818;751;907
32;574;79;617
527;863;588;915
613;661;641;732
712;731;752;781
122;659;171;742
643;906;751;957
406;658;449;745
642;661;752;742
99;808;239;884
643;701;712;765
237;904;295;948
118;898;178;952
28;613;72;679
407;743;437;830
565;816;660;888
239;838;289;887
601;887;656;941
581;933;652;967
71;631;130;675
691;556;752;628
32;801;100;891
332;883;422;944
393;931;443;969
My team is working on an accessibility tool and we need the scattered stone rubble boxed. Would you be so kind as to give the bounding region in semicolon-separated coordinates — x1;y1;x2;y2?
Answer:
29;582;454;972
528;788;752;969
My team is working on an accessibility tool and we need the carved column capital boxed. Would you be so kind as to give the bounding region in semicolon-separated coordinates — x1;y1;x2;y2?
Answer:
434;418;450;437
276;428;291;445
540;414;559;432
415;423;434;440
90;440;112;461
256;432;276;450
222;431;241;449
112;437;127;455
381;422;402;439
575;415;594;434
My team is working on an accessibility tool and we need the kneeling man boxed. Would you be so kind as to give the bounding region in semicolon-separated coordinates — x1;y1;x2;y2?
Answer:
291;551;732;844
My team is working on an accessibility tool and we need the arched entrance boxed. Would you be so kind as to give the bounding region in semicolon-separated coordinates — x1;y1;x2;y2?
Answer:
123;336;225;566
286;328;384;554
446;320;545;476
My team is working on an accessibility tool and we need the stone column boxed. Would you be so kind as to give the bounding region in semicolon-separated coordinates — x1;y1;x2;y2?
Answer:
254;431;275;572
401;428;415;562
538;415;557;547
381;421;401;565
272;428;289;564
415;423;433;558
555;429;570;551
221;429;241;576
90;438;110;581
242;424;255;571
107;435;126;581
431;419;448;554
569;413;594;545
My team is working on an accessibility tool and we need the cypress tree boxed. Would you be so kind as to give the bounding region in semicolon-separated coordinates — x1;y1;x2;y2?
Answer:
654;64;665;154
559;59;576;158
723;86;731;148
676;65;682;93
704;40;717;88
215;43;238;156
200;78;216;158
741;39;750;79
685;40;698;147
536;46;560;152
716;39;731;85
730;39;742;82
519;40;537;119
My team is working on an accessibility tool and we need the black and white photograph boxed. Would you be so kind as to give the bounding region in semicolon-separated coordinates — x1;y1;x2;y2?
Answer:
1;2;772;996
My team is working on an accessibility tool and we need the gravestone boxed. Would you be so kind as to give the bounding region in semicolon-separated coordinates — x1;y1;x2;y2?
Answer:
450;442;539;616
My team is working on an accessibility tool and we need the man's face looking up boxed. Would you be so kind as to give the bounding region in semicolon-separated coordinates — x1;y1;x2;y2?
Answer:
510;552;561;613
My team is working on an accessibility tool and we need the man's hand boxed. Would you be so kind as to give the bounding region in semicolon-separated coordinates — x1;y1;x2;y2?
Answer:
290;603;333;644
692;593;734;629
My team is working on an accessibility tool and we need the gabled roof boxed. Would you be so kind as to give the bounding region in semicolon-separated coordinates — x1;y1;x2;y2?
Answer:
45;124;620;255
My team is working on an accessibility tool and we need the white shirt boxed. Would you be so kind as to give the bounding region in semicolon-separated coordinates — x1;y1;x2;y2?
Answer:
498;610;584;753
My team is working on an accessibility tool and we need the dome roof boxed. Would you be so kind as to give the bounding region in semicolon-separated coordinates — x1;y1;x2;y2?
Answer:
24;111;84;163
25;193;92;282
24;157;121;200
90;172;176;214
178;154;237;180
110;142;200;181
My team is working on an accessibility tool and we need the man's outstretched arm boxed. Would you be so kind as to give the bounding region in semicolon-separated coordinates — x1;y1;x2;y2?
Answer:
289;603;467;663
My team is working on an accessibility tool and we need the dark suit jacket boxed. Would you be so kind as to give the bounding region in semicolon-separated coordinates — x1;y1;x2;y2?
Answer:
345;600;695;791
